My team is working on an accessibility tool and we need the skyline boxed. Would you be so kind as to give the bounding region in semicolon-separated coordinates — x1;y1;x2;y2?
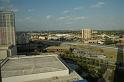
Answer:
0;0;124;31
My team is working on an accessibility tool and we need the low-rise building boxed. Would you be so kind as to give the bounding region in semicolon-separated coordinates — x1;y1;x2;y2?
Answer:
46;46;71;53
84;40;98;44
16;33;30;44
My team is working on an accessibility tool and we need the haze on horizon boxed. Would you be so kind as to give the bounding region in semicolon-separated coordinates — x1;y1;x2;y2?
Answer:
0;0;124;31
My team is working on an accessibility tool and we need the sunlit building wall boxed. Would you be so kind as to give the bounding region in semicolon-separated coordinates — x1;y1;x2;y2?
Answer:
82;28;92;41
0;11;16;46
0;11;16;59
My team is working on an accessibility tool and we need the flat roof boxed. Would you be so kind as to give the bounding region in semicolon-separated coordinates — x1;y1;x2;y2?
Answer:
25;71;82;82
46;46;70;50
0;11;14;14
1;55;67;78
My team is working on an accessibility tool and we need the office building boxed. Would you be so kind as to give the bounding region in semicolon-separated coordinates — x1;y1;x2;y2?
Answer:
82;28;92;41
0;11;16;45
0;11;16;59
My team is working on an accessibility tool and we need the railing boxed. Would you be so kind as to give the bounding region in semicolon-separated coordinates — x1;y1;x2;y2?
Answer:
0;57;9;82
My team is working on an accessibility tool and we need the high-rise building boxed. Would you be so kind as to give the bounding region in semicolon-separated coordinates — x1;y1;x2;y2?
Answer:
0;11;16;59
0;11;16;46
82;28;92;41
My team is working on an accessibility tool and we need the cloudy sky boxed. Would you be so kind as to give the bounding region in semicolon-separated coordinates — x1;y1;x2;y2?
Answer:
0;0;124;31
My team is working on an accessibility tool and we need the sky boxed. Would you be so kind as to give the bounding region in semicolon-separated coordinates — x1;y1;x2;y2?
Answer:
0;0;124;31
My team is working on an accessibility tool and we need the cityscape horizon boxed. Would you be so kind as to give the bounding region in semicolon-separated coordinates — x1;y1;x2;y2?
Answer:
0;0;124;82
0;0;124;31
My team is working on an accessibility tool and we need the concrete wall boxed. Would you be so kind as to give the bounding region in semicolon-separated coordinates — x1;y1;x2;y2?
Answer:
2;70;69;82
8;46;17;56
0;50;7;60
0;46;17;60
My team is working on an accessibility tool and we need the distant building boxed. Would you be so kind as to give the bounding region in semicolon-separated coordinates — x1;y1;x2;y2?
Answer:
30;34;47;41
82;28;92;41
0;11;16;59
16;33;30;44
47;35;59;40
46;46;71;53
84;40;98;44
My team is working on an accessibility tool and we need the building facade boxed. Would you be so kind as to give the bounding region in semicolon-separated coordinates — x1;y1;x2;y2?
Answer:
0;11;16;46
82;28;92;41
0;11;16;59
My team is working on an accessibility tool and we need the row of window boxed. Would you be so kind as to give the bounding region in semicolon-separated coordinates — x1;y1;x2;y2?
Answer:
0;22;14;27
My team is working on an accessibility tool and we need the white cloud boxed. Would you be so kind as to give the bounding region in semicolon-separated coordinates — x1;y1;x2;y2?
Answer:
9;5;19;12
11;8;19;12
9;4;13;8
57;16;70;20
28;9;34;12
0;0;19;12
25;16;31;20
57;16;86;21
1;0;10;4
63;10;70;14
91;2;105;8
73;7;83;10
0;6;4;10
74;16;86;20
0;3;19;12
65;22;73;25
62;7;83;14
46;15;52;19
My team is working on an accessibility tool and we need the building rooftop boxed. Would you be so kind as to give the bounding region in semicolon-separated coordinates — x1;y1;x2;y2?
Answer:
25;71;82;82
46;46;70;50
1;55;67;78
1;55;83;82
0;11;14;14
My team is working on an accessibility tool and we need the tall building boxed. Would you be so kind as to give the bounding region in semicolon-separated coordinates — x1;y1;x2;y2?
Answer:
0;11;16;59
0;11;16;46
82;28;92;41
